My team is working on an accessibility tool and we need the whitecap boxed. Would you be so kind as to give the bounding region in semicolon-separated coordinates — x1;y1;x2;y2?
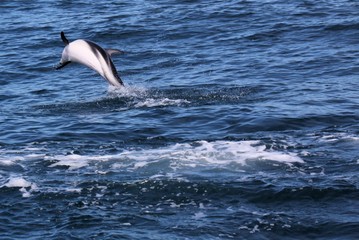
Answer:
115;140;303;170
45;154;111;170
4;177;32;188
312;132;359;143
0;158;17;166
44;140;303;173
2;176;38;198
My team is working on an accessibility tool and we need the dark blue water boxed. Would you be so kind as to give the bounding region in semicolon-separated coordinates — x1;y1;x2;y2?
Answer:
1;0;359;239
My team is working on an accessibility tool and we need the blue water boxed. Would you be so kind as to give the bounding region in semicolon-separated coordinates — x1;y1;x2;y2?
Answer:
1;0;359;239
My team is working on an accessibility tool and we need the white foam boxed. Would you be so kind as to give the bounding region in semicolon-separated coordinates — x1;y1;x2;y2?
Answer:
4;177;32;188
314;132;359;143
3;177;38;198
45;140;303;172
133;161;149;169
107;84;190;109
0;147;45;166
0;156;25;166
134;98;190;108
117;140;303;169
0;158;17;166
133;141;303;164
45;154;111;170
65;188;82;193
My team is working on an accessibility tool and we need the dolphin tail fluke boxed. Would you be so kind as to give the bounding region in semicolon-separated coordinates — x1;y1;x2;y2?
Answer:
61;31;69;45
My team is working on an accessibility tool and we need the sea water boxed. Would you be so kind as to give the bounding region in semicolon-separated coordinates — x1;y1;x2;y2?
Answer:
0;0;358;239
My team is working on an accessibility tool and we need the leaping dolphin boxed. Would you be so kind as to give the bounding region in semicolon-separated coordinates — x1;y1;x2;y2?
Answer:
55;31;124;87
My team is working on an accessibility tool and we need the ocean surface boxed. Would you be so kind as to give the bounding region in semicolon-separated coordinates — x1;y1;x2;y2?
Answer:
1;0;359;239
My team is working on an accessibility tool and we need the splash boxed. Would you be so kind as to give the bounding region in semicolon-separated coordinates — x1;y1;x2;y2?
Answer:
2;176;38;198
45;140;303;171
107;84;191;109
118;140;303;169
134;98;190;108
107;84;148;98
45;154;110;170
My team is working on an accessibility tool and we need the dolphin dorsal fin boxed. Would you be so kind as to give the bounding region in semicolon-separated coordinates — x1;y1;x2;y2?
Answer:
61;31;69;45
106;49;124;56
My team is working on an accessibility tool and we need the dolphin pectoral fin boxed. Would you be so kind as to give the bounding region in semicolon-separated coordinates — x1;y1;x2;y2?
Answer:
106;49;124;56
61;31;69;45
55;61;71;70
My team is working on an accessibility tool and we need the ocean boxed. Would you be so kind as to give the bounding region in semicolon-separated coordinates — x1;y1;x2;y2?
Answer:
0;0;358;239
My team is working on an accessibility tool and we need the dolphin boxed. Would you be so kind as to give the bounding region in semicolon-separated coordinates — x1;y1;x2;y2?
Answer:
55;31;124;87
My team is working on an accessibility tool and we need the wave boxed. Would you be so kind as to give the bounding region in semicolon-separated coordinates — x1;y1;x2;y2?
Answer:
42;140;303;172
33;84;257;114
0;140;303;171
0;139;303;199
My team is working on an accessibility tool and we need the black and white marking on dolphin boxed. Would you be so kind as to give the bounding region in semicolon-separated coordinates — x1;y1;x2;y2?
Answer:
55;31;124;87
